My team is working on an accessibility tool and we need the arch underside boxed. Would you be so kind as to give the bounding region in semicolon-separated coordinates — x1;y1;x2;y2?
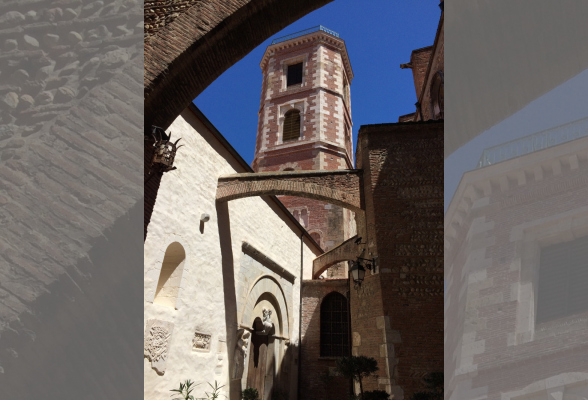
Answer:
312;235;359;278
144;0;334;131
217;186;362;213
216;171;363;212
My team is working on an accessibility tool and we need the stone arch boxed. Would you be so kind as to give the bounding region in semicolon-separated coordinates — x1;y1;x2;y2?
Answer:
241;275;290;338
216;170;363;212
280;162;299;171
144;0;333;131
312;235;359;278
153;242;187;308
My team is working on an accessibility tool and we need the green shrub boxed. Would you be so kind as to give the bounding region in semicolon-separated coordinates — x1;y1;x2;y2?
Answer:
170;380;198;400
242;387;260;400
170;380;225;400
362;390;391;400
335;356;379;398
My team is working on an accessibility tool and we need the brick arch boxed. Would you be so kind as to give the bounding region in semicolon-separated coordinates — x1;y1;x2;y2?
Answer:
216;170;363;212
144;0;333;131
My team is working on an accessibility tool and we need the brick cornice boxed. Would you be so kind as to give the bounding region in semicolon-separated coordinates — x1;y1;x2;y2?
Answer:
260;32;353;82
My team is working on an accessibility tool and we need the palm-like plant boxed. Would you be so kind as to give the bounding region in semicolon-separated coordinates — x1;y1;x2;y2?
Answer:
171;380;198;400
201;381;225;400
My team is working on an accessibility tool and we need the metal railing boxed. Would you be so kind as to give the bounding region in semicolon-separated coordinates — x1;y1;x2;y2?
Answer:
477;117;588;168
271;25;339;45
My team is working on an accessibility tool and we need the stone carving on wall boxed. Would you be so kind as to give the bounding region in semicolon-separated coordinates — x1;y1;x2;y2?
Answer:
258;308;273;335
192;331;212;352
144;319;174;375
233;329;251;380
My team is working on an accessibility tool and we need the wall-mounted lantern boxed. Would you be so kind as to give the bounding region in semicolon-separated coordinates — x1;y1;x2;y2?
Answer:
145;126;183;184
151;126;182;172
349;256;378;289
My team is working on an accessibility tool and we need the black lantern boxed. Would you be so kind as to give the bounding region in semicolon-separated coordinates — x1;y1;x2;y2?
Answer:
349;256;378;289
349;261;366;288
151;126;182;173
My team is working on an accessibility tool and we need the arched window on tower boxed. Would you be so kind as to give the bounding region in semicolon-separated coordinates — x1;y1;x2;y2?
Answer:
320;292;350;357
153;242;186;308
283;110;301;142
310;232;322;248
300;209;308;228
430;71;444;120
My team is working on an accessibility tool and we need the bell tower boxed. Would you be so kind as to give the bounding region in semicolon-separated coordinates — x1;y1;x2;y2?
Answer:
253;26;355;273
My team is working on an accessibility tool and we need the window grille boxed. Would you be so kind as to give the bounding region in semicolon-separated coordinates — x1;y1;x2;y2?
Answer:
320;292;350;357
537;235;588;323
287;63;303;86
283;110;301;141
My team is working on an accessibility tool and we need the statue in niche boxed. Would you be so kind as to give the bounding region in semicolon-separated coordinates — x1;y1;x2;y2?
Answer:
258;308;273;335
233;329;250;380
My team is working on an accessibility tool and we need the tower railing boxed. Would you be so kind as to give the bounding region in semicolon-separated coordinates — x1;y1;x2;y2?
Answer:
271;25;339;45
477;117;588;168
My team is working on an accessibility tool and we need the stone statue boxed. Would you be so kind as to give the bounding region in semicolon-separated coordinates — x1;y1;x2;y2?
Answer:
233;329;250;380
258;308;273;335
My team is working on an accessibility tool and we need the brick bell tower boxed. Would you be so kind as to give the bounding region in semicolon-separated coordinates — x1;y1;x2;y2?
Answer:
252;26;355;275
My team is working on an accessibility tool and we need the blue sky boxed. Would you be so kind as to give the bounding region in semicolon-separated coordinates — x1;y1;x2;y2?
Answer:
194;0;442;165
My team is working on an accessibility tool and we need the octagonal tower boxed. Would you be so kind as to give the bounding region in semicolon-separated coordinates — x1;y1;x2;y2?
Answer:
253;26;355;273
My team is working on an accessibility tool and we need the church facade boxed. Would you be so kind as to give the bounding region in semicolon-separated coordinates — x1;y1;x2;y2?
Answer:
144;6;444;400
144;104;322;400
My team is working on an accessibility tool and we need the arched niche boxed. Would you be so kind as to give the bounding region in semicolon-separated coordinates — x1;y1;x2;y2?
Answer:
153;242;186;308
240;276;290;338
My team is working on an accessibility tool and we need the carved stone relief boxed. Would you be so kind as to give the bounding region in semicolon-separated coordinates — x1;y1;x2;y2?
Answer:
192;331;212;352
144;319;174;375
233;329;251;380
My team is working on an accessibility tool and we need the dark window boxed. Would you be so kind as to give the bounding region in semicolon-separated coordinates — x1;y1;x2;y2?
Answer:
320;292;350;357
287;62;303;86
537;235;588;323
283;110;301;141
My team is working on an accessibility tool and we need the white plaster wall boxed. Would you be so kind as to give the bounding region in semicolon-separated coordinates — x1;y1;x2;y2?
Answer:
144;108;320;400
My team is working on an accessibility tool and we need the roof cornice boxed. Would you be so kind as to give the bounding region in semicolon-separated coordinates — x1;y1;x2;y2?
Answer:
260;32;354;82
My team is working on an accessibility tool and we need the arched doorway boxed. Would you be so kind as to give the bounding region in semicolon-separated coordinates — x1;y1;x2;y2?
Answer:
246;314;276;400
239;282;288;400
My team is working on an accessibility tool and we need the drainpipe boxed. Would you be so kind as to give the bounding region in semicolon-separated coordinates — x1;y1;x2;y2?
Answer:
298;232;304;400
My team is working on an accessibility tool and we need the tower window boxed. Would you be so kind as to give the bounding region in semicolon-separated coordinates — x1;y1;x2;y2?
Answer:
320;292;350;357
283;110;301;141
287;62;303;86
536;235;588;323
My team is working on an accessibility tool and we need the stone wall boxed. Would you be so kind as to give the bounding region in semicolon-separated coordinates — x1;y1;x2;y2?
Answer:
144;105;321;400
445;136;588;400
353;121;444;398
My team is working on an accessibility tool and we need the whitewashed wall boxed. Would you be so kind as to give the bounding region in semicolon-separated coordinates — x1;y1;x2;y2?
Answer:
144;107;320;400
